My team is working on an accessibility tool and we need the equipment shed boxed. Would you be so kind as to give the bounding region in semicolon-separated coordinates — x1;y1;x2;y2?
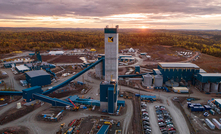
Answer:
25;70;51;87
173;87;189;93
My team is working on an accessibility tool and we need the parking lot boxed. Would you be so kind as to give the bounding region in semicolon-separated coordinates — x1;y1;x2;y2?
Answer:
155;105;177;134
141;101;152;134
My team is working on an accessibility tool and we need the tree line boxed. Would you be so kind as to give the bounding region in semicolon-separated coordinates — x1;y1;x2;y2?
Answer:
0;28;221;57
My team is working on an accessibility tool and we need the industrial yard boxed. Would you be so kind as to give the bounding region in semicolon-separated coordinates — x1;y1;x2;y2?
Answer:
0;26;221;134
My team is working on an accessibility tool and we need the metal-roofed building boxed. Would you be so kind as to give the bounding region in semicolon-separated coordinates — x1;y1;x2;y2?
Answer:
158;62;200;83
49;51;64;55
15;65;30;73
196;73;221;83
195;73;221;92
25;70;51;87
25;62;56;70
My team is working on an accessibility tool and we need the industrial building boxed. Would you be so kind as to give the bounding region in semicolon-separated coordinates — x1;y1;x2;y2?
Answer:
15;65;30;73
25;70;51;87
100;81;118;113
104;26;118;82
99;25;119;114
49;51;64;55
158;62;200;83
25;62;56;70
195;73;221;93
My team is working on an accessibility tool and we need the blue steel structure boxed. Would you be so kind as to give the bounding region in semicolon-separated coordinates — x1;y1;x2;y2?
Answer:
157;63;200;83
118;73;150;78
25;70;51;87
0;91;23;96
0;58;104;106
108;87;115;113
135;66;140;74
23;86;43;102
33;93;73;106
196;73;221;83
43;58;104;95
97;125;109;134
67;95;100;106
100;81;118;114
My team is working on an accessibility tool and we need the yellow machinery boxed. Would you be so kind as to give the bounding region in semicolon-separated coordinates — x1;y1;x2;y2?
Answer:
104;121;112;125
72;106;79;111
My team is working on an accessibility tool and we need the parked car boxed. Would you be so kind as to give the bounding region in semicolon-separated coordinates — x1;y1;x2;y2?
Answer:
158;118;164;122
165;119;171;123
169;130;176;134
141;109;147;112
143;122;150;126
167;124;174;128
155;105;160;109
144;125;151;129
158;122;166;127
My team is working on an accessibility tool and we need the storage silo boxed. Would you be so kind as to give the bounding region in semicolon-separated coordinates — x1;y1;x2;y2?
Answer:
154;75;163;87
211;83;219;93
142;74;152;87
204;83;211;92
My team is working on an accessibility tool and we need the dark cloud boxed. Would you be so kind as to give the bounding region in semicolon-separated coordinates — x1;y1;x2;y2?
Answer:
0;0;221;17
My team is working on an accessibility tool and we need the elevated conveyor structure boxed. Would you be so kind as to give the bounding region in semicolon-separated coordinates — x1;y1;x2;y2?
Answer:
118;73;151;78
33;93;73;106
0;91;23;96
43;58;104;95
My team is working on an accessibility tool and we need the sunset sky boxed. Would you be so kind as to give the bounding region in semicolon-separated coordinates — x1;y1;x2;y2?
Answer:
0;0;221;29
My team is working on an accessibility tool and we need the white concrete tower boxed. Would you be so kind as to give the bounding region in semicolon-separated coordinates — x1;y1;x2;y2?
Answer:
104;25;119;82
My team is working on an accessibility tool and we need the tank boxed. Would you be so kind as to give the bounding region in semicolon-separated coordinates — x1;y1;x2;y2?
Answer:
165;80;179;87
205;118;215;129
154;75;163;87
211;83;219;93
204;83;211;92
212;118;221;129
142;74;152;87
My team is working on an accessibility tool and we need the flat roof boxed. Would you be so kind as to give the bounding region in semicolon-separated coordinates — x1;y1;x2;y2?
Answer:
16;65;30;71
97;125;109;134
215;99;221;105
153;69;162;74
26;70;49;78
159;62;200;68
120;57;135;59
198;73;221;77
200;69;207;73
49;51;64;54
173;87;189;90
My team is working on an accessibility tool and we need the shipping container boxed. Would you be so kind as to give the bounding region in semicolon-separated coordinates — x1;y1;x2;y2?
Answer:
210;109;215;115
191;103;201;106
215;108;220;113
205;118;215;129
191;106;205;112
204;105;212;110
212;118;221;129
